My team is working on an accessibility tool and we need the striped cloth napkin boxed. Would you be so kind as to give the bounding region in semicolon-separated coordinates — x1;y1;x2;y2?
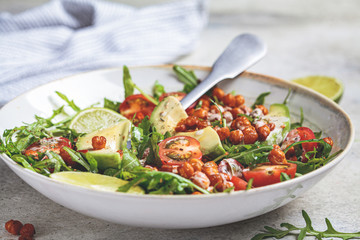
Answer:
0;0;208;106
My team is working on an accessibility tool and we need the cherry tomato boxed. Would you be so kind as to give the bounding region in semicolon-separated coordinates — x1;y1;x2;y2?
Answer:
297;127;317;152
159;92;186;102
231;176;248;191
158;136;202;165
243;163;297;187
218;158;244;179
119;94;156;124
24;137;71;158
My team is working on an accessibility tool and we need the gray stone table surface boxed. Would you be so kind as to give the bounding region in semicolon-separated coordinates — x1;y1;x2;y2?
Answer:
1;0;359;239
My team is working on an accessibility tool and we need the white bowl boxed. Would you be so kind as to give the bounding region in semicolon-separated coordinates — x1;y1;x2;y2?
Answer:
0;65;354;229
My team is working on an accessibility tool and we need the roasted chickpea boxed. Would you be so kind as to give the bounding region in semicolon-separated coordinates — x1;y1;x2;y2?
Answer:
242;126;258;144
208;173;233;192
268;122;276;131
223;111;233;123
20;223;36;238
186;108;195;116
240;104;252;114
213;87;225;101
216;127;230;141
202;161;219;177
189;158;204;172
185;116;199;129
210;104;221;113
178;162;195;179
323;137;333;146
192;108;208;119
230;107;244;119
223;93;236;107
255;105;269;115
235;95;245;106
191;171;210;189
192;191;202;195
256;124;271;141
199;95;211;108
197;120;210;129
231;116;251;130
229;130;244;145
5;220;23;235
92;136;106;150
201;105;210;112
268;145;287;164
159;164;179;174
175;123;186;132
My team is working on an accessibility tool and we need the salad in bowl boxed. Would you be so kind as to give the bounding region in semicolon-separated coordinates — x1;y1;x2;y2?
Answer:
0;66;340;195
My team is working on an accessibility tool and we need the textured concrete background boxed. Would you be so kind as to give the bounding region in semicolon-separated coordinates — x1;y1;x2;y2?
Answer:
1;1;360;239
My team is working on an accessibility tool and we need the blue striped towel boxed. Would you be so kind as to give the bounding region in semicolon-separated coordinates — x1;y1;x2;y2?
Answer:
0;0;208;106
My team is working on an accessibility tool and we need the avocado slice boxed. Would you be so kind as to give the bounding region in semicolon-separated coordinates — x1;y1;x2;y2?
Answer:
85;149;122;171
176;126;226;158
150;96;188;135
263;103;290;145
76;120;131;151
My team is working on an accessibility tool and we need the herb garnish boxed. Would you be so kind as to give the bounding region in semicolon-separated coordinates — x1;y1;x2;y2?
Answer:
252;210;360;240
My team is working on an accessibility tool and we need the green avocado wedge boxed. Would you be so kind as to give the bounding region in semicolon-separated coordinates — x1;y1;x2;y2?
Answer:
83;149;122;171
176;126;226;158
263;104;290;145
150;96;188;135
76;120;131;151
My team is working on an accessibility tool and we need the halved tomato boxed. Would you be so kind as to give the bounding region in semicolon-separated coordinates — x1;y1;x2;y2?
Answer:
158;136;202;165
119;94;156;124
24;137;71;158
297;127;317;152
159;92;186;102
231;176;248;191
243;163;297;187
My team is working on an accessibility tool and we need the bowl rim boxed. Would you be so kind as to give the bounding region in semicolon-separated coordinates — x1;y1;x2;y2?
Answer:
0;64;355;200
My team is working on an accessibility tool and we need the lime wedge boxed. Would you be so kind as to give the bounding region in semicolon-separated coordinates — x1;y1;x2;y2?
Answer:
69;107;126;133
50;172;144;194
292;76;344;103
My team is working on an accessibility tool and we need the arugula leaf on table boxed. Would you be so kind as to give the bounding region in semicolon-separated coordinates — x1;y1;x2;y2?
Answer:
173;65;198;93
118;167;209;195
103;98;121;112
123;65;158;105
251;92;271;109
153;80;165;100
252;210;360;240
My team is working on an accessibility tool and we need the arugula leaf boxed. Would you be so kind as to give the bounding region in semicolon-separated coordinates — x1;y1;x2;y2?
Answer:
123;65;135;98
123;65;158;105
84;152;98;173
130;116;151;158
63;147;90;171
282;88;292;105
280;172;291;181
252;210;360;240
103;98;121;112
153;80;165;100
251;92;271;109
246;178;253;190
45;151;72;172
145;131;164;168
55;91;81;112
290;107;304;129
121;148;141;172
118;167;209;195
11;154;36;172
173;65;198;93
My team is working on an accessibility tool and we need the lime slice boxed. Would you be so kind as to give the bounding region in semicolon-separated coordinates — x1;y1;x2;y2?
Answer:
69;107;126;133
292;76;344;103
50;172;144;194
